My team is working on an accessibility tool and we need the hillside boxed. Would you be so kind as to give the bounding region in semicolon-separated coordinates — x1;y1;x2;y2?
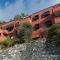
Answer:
0;38;60;60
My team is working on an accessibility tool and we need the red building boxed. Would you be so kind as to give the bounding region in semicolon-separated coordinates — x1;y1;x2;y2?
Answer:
0;3;60;39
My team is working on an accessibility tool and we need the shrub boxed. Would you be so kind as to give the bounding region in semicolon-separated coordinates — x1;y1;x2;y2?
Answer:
47;23;60;43
16;22;32;43
15;38;25;44
2;36;13;47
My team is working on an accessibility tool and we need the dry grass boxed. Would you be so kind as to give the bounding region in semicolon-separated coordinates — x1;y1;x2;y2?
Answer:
0;35;6;43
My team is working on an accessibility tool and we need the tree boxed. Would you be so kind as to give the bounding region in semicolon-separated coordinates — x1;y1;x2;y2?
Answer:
0;21;6;24
9;19;13;22
14;15;22;19
14;13;28;20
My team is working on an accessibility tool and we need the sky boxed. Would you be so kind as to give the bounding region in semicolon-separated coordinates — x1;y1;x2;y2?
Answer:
0;0;60;21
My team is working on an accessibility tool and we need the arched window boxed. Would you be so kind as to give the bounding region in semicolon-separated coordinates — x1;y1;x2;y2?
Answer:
3;33;8;36
6;25;14;31
15;22;19;27
34;24;40;30
41;11;50;18
45;20;52;27
32;15;39;21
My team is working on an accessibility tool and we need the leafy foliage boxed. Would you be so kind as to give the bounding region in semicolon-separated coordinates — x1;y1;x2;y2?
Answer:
47;23;60;43
14;13;28;20
2;36;13;47
0;21;6;24
16;22;32;43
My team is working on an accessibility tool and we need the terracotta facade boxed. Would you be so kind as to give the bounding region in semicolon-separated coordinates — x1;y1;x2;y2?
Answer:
0;3;60;39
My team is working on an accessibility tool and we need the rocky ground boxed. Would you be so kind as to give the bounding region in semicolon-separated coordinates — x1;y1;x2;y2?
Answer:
0;38;60;60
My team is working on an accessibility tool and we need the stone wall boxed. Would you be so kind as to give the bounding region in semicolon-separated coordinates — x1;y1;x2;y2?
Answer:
0;38;60;60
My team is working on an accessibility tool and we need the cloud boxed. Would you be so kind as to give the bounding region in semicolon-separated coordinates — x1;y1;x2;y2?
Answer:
0;0;25;21
22;0;29;13
0;0;16;9
27;0;60;14
5;1;9;7
0;0;60;21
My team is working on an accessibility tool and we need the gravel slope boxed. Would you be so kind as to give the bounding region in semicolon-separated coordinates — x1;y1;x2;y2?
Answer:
0;38;60;60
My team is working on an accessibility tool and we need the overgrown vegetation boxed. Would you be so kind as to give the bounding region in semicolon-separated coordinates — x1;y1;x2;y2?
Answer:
46;23;60;44
16;22;32;43
0;13;32;48
0;22;32;48
0;21;6;24
14;13;28;20
1;36;13;47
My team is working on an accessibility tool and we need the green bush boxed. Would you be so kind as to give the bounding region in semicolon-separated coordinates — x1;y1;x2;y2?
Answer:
14;38;25;44
47;23;60;43
2;36;13;47
16;22;32;43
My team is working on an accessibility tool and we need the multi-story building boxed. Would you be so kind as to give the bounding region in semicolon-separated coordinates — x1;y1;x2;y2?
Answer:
0;3;60;39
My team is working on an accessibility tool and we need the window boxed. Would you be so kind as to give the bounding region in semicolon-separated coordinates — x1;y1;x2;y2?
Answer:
54;10;60;17
0;33;1;36
32;15;39;21
6;25;14;31
0;27;2;29
41;11;50;18
17;22;19;24
15;22;19;27
3;33;8;36
45;20;52;27
34;24;40;30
